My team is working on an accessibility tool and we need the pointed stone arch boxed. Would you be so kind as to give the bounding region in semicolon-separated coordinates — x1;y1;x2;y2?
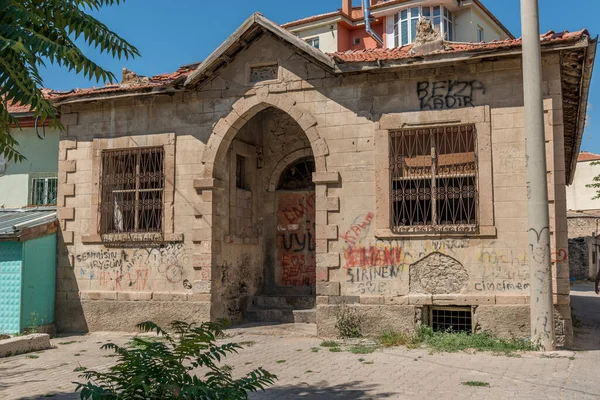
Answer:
201;91;329;179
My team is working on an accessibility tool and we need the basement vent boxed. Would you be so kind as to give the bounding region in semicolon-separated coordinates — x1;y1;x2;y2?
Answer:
249;64;278;83
429;307;472;333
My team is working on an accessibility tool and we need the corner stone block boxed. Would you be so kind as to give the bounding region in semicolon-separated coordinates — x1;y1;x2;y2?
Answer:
316;197;340;212
59;139;77;150
317;296;329;305
316;225;338;240
316;252;340;268
62;231;74;245
316;267;329;282
59;160;76;173
58;207;75;220
312;171;340;184
192;228;212;243
59;184;75;197
316;282;340;296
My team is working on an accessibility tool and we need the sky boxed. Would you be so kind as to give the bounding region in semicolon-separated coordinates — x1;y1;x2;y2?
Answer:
41;0;600;152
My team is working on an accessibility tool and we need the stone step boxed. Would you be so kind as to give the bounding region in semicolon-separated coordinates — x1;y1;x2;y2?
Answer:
245;307;316;324
253;295;316;310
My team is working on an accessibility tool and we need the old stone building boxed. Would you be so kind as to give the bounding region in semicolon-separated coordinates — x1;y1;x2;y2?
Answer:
49;14;595;345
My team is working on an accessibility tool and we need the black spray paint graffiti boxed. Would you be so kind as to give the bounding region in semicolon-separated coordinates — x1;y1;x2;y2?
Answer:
77;243;189;290
76;250;127;269
279;225;316;252
417;80;485;110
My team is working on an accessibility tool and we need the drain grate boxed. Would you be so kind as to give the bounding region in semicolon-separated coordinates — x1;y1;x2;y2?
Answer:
430;307;472;333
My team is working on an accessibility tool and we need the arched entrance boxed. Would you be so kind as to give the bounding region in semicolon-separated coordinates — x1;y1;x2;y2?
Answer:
204;98;324;324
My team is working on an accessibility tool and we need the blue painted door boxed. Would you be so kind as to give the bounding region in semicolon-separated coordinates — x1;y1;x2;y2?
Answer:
0;242;22;334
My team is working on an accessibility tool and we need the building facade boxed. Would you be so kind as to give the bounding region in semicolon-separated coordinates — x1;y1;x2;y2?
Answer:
566;152;600;279
0;106;59;209
283;0;513;53
51;14;595;346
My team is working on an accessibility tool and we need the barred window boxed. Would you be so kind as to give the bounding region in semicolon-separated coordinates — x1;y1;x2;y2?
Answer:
389;125;477;233
99;147;164;235
30;175;58;206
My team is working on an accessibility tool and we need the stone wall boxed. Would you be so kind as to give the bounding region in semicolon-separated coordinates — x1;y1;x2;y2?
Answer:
57;32;572;343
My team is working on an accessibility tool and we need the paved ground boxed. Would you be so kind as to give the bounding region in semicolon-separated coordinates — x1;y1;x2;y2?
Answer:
1;283;599;399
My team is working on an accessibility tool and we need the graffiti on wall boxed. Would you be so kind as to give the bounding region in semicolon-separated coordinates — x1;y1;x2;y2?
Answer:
417;80;485;110
277;192;316;287
77;243;189;291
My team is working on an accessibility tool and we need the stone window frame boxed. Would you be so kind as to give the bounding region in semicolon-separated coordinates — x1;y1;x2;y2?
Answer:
82;132;180;244
375;106;496;239
245;60;281;86
225;139;259;243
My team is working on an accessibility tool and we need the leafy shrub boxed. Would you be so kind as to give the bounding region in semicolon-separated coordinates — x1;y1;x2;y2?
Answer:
335;304;362;339
75;320;276;399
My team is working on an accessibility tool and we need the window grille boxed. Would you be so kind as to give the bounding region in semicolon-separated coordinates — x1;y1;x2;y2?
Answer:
99;147;164;235
430;307;473;333
30;175;58;206
277;157;315;191
389;124;477;233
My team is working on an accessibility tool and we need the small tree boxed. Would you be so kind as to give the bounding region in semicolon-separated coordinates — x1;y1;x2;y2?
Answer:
75;320;277;399
0;0;140;161
586;161;600;199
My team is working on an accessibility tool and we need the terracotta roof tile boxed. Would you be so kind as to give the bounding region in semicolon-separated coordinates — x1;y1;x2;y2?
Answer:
281;10;342;28
45;65;195;101
330;30;589;62
578;151;600;162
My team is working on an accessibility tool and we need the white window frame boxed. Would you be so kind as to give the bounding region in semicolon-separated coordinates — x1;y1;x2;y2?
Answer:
391;5;453;48
305;37;320;49
29;173;58;206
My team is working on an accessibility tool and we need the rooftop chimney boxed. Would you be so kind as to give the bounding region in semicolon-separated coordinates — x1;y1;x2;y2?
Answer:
342;0;352;16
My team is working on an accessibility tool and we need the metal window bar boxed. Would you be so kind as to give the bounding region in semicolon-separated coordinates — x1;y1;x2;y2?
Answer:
99;147;164;235
389;125;478;233
430;307;473;333
30;176;58;206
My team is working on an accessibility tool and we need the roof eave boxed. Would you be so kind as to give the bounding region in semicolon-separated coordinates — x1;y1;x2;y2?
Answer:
568;37;597;184
333;38;590;73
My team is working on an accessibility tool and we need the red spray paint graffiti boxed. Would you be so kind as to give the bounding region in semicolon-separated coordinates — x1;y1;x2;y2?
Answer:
277;192;316;287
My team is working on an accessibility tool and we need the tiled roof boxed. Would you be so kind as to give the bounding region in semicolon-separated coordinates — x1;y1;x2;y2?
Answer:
44;64;197;101
281;6;366;28
281;10;342;28
578;151;600;162
331;30;590;62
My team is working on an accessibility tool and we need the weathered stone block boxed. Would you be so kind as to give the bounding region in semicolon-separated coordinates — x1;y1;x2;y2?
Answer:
152;292;189;302
316;282;340;296
316;252;340;268
117;292;152;301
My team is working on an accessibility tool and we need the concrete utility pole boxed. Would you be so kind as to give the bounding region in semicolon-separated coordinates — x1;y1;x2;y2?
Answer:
520;0;556;350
